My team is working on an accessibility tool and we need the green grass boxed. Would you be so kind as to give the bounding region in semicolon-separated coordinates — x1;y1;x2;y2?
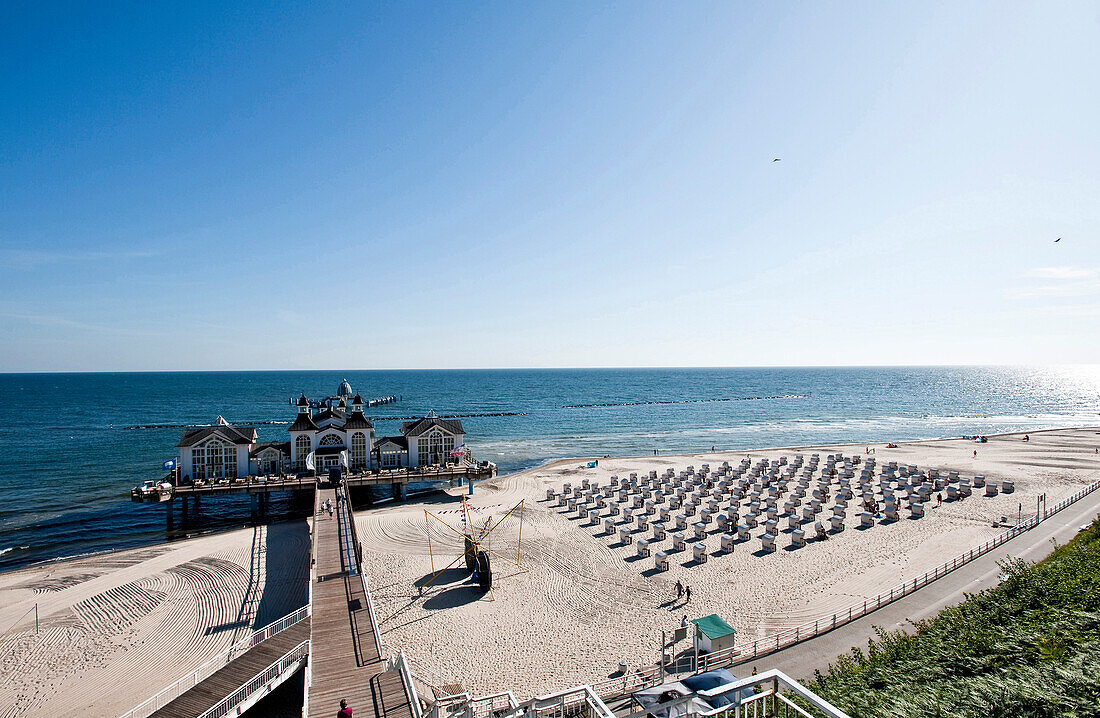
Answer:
806;515;1100;718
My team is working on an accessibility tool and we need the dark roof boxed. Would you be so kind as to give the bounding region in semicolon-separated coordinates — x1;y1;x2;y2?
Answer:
344;411;374;430
401;416;464;437
178;425;257;448
251;441;291;458
315;446;345;456
375;436;408;449
288;413;319;432
297;394;309;407
351;393;363;405
314;408;343;425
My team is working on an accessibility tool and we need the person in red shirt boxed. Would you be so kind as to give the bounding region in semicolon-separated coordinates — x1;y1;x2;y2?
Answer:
338;698;352;718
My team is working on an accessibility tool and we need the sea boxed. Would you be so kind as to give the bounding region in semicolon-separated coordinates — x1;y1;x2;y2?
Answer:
1;366;1099;573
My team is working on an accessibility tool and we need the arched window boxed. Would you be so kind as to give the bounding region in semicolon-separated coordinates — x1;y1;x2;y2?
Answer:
350;432;367;470
295;435;311;464
193;438;236;480
319;434;343;447
418;430;455;466
260;449;281;475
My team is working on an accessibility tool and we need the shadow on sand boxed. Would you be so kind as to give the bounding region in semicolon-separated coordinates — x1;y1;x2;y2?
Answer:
423;584;486;610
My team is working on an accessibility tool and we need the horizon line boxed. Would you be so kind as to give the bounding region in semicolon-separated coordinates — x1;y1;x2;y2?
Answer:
2;362;1098;376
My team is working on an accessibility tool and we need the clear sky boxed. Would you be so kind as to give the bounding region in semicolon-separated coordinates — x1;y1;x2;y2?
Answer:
1;1;1098;371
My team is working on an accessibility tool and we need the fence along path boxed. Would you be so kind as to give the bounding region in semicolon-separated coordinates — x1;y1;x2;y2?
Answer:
307;485;414;718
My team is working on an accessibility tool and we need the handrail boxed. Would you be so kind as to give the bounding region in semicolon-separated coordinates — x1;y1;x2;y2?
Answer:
620;669;849;718
196;639;310;718
343;487;422;716
394;651;425;718
117;604;311;718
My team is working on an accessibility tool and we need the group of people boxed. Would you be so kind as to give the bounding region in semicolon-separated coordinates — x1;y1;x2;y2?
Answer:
322;498;335;517
675;580;692;603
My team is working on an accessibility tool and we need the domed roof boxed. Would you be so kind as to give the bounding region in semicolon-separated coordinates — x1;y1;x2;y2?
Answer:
337;379;353;397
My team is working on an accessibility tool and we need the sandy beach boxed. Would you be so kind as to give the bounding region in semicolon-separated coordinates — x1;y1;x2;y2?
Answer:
357;428;1100;699
0;521;310;717
2;428;1098;715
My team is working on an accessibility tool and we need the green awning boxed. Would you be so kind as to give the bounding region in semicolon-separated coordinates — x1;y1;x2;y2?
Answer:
691;614;737;639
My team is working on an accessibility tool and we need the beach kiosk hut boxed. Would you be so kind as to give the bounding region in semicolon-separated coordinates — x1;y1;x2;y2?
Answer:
691;614;737;654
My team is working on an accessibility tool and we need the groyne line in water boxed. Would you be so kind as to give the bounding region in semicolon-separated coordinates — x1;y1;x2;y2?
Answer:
563;394;806;409
122;412;528;430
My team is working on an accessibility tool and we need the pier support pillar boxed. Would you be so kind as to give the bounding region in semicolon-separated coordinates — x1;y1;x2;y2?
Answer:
394;482;408;502
468;475;475;495
250;493;258;521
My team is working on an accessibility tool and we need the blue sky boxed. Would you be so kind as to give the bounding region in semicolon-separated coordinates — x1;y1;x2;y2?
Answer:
1;1;1098;371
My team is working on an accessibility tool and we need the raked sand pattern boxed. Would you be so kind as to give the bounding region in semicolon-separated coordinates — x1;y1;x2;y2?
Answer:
359;428;1100;699
0;521;310;718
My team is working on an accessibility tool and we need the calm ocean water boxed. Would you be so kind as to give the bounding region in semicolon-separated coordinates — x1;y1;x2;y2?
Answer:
1;366;1098;572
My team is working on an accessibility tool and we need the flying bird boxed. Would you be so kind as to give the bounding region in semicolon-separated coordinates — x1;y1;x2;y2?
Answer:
1055;237;1061;242
772;158;781;162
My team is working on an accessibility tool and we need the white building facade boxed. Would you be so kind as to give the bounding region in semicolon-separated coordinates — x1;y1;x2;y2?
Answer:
176;381;466;482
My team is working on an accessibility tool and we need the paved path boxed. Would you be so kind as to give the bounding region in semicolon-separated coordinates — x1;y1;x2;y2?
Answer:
743;486;1100;681
308;486;414;718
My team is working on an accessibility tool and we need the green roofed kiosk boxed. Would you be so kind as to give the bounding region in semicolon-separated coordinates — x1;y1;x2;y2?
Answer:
691;614;737;653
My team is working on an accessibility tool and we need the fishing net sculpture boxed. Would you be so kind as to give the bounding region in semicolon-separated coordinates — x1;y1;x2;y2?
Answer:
422;497;528;600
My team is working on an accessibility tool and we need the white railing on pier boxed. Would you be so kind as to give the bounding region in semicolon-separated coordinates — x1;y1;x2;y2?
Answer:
620;669;850;718
425;684;614;718
196;639;310;718
117;604;311;718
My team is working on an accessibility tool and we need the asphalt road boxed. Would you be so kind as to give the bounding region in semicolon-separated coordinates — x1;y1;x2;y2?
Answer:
738;485;1100;681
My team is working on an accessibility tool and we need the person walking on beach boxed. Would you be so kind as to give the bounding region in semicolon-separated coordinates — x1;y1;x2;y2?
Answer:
685;586;692;602
676;580;684;600
681;615;689;628
338;698;352;718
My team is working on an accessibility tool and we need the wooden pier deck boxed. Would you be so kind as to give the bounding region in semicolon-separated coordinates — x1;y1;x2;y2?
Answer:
308;486;414;718
148;464;494;501
147;619;311;718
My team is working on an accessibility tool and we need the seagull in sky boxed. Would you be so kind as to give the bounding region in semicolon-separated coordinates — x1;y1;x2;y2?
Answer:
1054;237;1061;242
772;158;781;162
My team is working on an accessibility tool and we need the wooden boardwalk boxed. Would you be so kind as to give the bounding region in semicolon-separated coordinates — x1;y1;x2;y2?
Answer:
148;619;311;718
308;487;415;718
